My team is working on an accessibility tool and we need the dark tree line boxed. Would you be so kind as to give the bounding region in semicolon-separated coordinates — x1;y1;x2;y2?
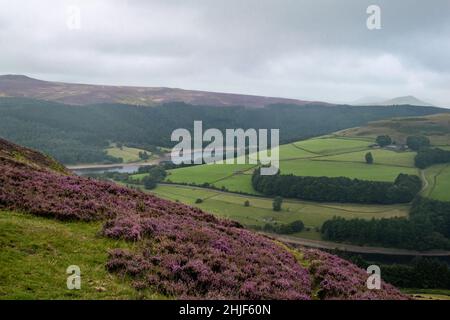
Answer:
254;220;305;235
382;258;450;289
321;197;450;250
415;147;450;169
333;252;450;290
252;168;422;204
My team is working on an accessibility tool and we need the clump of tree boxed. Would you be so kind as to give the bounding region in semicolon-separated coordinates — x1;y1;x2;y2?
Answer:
252;168;422;204
139;165;167;190
415;147;450;169
195;198;203;204
365;152;374;164
244;200;250;207
376;135;392;147
273;196;283;211
142;176;157;190
263;220;304;235
407;136;430;151
138;151;150;160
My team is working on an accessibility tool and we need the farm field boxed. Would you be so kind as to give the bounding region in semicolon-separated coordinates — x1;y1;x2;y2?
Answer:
149;184;410;240
149;137;420;194
105;144;153;163
163;163;256;186
423;164;450;201
0;211;161;300
318;149;416;167
279;159;418;181
291;137;372;154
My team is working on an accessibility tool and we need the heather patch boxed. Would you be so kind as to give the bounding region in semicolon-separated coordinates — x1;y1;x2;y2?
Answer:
303;249;408;300
0;162;311;299
0;158;408;300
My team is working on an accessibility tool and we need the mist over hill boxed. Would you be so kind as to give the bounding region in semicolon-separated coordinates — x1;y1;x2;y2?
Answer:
350;96;435;107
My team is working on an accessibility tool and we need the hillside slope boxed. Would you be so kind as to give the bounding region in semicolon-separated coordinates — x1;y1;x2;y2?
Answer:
0;75;317;108
336;113;450;146
0;138;406;299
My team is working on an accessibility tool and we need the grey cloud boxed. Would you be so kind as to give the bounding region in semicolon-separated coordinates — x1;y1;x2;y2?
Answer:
0;0;449;106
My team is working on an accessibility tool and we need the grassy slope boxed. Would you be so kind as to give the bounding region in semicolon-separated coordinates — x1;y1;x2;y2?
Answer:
0;210;161;300
149;184;409;240
336;113;450;146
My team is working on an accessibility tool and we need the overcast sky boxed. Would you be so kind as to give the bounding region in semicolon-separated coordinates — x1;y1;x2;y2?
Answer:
0;0;449;106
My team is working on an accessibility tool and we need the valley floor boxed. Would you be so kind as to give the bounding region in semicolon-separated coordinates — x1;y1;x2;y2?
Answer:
144;183;409;241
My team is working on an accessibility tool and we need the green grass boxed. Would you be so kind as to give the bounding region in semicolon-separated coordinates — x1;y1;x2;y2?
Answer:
0;210;162;300
291;138;371;154
163;163;255;185
318;149;416;167
105;144;152;163
249;144;315;161
210;174;261;194
150;185;409;240
423;164;450;201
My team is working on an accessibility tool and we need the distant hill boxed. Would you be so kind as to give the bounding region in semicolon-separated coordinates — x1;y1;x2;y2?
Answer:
380;96;434;107
0;74;322;108
350;95;434;107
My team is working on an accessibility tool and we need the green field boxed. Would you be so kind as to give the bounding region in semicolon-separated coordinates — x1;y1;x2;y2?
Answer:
150;184;409;240
0;211;161;300
280;159;418;182
144;137;420;194
291;137;372;154
163;163;255;186
318;149;416;167
105;144;153;163
423;164;450;201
